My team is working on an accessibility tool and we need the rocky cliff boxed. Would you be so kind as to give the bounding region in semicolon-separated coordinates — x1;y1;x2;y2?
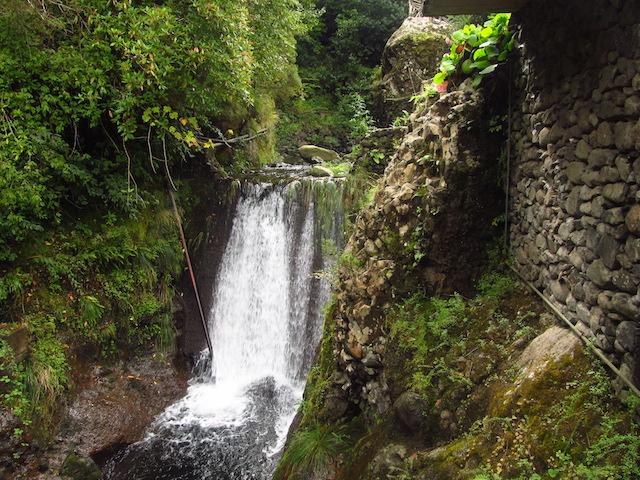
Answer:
279;8;640;479
314;82;505;420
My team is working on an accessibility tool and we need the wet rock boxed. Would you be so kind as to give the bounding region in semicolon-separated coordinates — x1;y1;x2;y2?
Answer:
308;165;334;178
60;453;101;480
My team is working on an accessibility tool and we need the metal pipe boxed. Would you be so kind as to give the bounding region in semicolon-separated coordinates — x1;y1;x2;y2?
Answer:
169;189;214;359
508;264;640;398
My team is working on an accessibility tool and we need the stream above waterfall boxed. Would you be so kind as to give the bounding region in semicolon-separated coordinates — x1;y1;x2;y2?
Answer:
102;172;344;480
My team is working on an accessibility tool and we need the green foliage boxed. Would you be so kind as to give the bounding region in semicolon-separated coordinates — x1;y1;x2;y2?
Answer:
0;338;30;425
0;0;310;261
274;423;347;480
340;93;374;141
390;293;467;392
0;199;182;428
298;0;405;74
432;13;515;90
23;315;68;429
284;0;404;151
321;162;353;177
391;110;410;128
476;271;515;302
0;0;313;434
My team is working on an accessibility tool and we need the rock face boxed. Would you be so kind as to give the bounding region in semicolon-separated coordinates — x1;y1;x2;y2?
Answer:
346;127;407;174
509;0;640;393
317;81;504;417
373;17;450;125
10;356;188;479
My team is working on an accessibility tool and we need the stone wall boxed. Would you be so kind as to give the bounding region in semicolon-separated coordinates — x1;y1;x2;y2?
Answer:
347;126;407;174
318;83;504;417
509;0;640;394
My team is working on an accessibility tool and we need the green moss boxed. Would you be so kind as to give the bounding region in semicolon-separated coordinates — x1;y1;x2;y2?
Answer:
301;297;338;424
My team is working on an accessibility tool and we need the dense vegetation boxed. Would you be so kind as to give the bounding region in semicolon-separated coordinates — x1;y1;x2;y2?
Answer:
285;268;640;480
0;0;309;432
277;0;406;154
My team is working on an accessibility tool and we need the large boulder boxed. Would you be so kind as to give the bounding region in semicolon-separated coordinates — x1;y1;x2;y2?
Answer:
298;145;341;163
373;17;450;125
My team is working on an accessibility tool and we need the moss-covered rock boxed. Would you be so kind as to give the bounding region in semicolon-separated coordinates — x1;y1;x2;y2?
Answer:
372;17;451;125
299;145;341;163
60;452;101;480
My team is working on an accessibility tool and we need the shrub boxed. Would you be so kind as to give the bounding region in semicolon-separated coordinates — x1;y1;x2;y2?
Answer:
432;13;515;91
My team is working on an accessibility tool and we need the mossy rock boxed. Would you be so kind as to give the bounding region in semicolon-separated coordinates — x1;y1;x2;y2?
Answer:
309;165;334;178
298;145;341;163
60;452;102;480
373;17;451;124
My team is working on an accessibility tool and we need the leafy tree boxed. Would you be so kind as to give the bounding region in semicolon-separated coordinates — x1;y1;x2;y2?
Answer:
0;0;309;261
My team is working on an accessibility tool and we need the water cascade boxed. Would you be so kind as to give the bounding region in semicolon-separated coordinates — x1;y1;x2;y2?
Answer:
104;171;344;480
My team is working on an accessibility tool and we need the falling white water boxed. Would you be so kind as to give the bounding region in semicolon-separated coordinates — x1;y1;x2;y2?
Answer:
104;177;343;480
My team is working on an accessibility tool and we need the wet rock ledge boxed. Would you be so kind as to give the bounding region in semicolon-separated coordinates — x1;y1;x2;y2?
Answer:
6;355;188;480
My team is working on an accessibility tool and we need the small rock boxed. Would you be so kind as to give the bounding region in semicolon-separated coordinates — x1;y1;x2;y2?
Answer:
602;183;628;203
550;280;570;303
394;392;427;432
596;233;619;269
595;122;614;147
565;162;585;184
616;321;638;352
625;205;640;234
603;207;625;225
586;260;613;287
587;149;616;168
611;293;638;320
575;139;592;160
308;165;334;178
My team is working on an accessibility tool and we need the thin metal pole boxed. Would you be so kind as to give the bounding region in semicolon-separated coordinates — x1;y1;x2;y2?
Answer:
504;63;512;251
169;190;214;359
508;264;640;398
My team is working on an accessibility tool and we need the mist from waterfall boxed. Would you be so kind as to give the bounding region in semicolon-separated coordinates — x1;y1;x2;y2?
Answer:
104;177;343;480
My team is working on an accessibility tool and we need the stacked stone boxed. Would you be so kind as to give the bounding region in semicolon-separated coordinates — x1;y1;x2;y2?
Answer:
348;126;407;174
509;0;640;395
321;84;502;418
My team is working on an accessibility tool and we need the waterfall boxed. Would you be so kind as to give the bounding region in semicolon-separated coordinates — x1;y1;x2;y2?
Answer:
104;175;343;480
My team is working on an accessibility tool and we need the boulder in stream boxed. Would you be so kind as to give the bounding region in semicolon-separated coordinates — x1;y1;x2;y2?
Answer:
298;145;341;163
308;165;334;178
